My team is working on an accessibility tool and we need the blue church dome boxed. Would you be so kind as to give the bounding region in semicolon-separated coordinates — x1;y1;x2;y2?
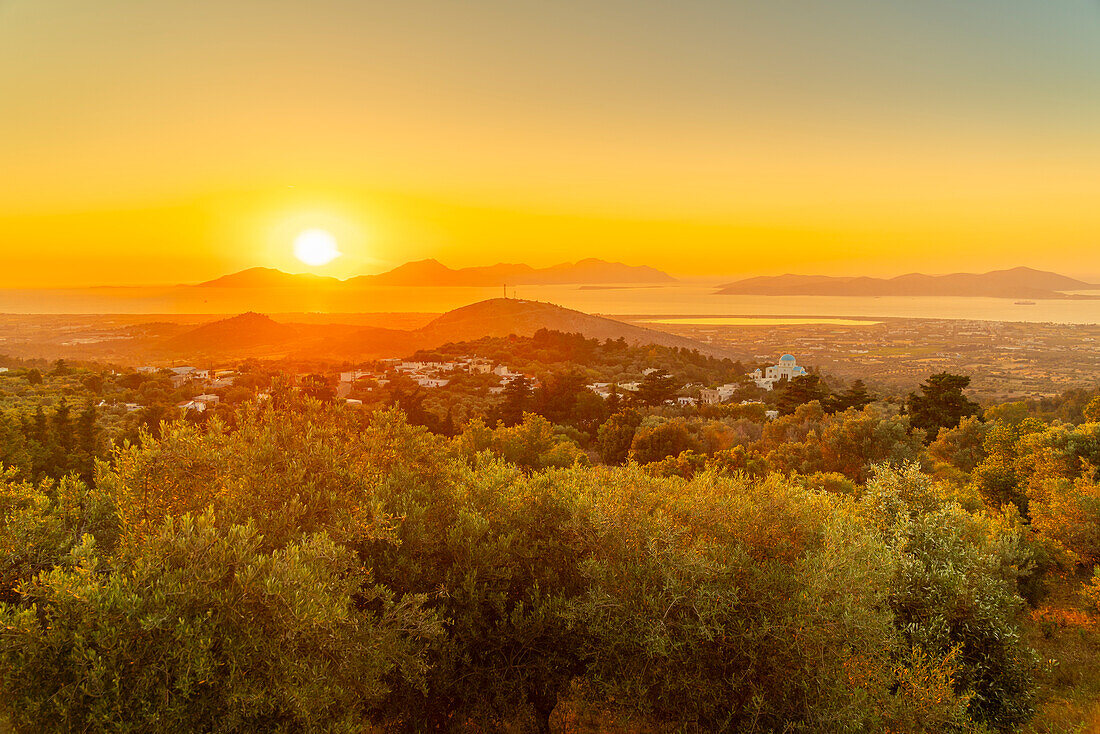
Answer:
780;354;796;362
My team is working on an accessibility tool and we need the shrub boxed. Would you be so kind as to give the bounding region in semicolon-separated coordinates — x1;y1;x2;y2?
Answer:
0;513;435;734
628;418;697;465
872;465;1039;730
0;469;119;602
1029;473;1100;566
576;469;903;732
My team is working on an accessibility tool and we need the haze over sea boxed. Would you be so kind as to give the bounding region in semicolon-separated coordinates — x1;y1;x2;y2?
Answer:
3;281;1100;324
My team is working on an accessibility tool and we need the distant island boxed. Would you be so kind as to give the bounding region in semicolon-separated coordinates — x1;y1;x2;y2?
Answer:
715;266;1100;300
198;258;675;289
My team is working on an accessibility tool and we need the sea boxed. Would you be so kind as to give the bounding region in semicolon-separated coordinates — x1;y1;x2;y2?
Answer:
1;282;1098;325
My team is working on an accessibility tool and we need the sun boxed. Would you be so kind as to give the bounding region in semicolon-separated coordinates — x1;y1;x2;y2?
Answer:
293;228;341;266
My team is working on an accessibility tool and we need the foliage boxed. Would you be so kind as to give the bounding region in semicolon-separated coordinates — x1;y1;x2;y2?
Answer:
98;403;429;553
775;373;831;415
1029;473;1100;566
576;468;929;732
1083;567;1100;613
930;416;992;474
413;328;745;389
628;418;697;464
906;373;982;441
0;401;101;483
817;408;924;483
864;464;1038;730
0;513;434;733
634;369;678;407
0;398;1087;732
300;373;336;402
483;413;589;471
0;469;119;602
595;408;642;465
500;375;534;427
832;379;875;412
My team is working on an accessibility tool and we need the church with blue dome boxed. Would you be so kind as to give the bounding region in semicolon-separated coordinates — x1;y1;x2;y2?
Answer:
749;354;808;390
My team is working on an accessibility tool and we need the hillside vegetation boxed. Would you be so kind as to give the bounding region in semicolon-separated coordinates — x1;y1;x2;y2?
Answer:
4;384;1100;732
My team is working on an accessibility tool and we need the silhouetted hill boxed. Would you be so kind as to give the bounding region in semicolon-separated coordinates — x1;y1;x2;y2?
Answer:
159;312;302;354
530;258;673;285
345;259;466;286
302;298;726;359
146;299;726;361
197;259;675;289
716;267;1100;299
196;267;341;288
349;258;675;286
416;298;688;344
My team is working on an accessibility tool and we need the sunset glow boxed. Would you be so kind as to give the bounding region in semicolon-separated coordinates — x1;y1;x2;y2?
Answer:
293;229;341;267
0;1;1098;286
5;4;1100;730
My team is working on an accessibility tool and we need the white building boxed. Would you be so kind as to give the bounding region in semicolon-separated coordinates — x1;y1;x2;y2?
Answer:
400;361;456;374
339;370;374;383
586;382;613;399
467;359;494;374
700;384;739;405
749;354;808;391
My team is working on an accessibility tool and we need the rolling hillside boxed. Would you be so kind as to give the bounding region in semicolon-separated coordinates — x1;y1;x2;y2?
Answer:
150;298;726;361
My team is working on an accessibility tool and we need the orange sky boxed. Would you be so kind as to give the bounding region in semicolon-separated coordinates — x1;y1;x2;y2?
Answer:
1;0;1099;287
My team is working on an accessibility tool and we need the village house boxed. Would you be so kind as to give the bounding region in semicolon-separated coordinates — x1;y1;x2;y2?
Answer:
700;384;738;405
467;358;494;374
339;370;374;383
586;382;614;399
489;372;535;395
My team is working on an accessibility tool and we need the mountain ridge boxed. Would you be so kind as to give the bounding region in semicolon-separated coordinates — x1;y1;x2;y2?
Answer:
716;267;1100;299
196;259;675;289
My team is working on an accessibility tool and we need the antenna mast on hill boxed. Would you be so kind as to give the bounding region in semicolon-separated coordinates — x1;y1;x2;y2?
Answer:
503;283;507;299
